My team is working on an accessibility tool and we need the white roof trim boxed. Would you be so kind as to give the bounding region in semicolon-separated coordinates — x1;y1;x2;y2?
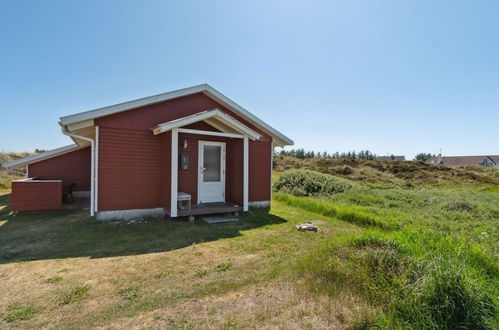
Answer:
59;84;293;147
203;85;293;146
1;144;80;169
152;109;261;140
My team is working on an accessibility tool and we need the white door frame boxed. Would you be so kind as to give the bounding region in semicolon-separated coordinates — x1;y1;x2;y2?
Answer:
170;128;249;217
197;140;226;204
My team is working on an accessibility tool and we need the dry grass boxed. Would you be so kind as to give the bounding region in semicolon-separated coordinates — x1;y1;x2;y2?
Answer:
0;151;31;190
274;155;499;189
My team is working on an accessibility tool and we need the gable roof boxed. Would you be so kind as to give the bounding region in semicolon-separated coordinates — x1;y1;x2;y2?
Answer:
152;109;261;140
427;155;499;166
2;144;81;169
59;84;293;147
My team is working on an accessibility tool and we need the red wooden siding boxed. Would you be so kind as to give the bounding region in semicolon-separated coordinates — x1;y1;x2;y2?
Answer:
177;131;244;205
227;139;243;205
98;127;168;211
11;181;62;211
163;131;171;212
28;147;91;191
94;93;271;142
249;140;272;202
95;93;273;213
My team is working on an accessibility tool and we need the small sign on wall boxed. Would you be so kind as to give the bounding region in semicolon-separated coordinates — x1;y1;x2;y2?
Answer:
180;153;190;170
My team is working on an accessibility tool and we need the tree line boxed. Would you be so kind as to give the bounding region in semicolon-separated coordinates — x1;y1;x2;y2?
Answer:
278;148;377;160
278;149;436;161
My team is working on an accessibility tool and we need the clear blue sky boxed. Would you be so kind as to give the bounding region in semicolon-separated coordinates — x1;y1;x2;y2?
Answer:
1;1;498;159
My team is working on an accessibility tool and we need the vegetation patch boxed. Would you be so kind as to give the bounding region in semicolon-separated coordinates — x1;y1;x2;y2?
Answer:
61;285;90;305
118;287;140;301
273;154;499;188
273;169;354;196
3;304;37;322
216;263;233;272
195;269;208;278
296;231;497;329
47;276;63;284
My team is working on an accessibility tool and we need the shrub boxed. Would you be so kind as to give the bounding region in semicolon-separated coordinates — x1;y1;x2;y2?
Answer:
273;169;354;196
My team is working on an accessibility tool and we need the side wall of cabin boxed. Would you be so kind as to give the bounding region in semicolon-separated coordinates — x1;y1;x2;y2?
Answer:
28;147;91;191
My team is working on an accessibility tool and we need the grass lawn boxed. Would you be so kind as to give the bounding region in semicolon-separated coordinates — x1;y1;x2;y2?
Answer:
0;166;498;329
0;191;369;329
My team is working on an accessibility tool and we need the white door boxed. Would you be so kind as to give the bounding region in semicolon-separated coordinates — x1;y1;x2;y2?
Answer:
198;141;226;203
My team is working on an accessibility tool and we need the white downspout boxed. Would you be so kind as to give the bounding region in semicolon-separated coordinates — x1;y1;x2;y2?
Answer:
95;126;99;213
62;129;96;217
243;135;249;211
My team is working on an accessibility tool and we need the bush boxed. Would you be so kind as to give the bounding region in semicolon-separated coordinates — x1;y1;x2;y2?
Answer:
273;169;354;196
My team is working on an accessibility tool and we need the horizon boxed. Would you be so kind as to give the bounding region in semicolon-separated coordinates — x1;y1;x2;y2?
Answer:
1;1;498;159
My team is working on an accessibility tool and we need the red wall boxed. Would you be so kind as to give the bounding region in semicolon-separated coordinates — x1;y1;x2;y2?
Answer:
11;181;62;211
28;147;91;191
95;93;272;142
163;131;171;212
98;127;169;211
249;140;271;202
96;93;273;212
227;139;244;205
177;132;244;205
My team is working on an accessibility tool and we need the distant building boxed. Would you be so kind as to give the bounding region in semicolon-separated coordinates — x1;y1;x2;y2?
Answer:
376;155;406;161
426;155;499;168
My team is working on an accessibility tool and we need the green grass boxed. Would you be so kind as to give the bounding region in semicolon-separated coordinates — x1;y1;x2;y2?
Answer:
274;193;398;229
274;171;499;329
2;305;36;322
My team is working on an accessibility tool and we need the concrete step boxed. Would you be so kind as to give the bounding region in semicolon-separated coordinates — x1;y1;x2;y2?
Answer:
202;214;239;224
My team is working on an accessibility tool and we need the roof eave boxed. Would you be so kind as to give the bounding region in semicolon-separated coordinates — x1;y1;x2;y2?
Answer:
58;84;293;147
59;84;208;126
1;144;80;169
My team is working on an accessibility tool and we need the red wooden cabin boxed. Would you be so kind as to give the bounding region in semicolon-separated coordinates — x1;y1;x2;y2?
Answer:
2;84;293;220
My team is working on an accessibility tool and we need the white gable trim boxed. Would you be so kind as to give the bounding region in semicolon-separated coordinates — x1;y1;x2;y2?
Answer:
1;144;81;169
203;85;292;146
59;84;293;147
152;109;261;140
